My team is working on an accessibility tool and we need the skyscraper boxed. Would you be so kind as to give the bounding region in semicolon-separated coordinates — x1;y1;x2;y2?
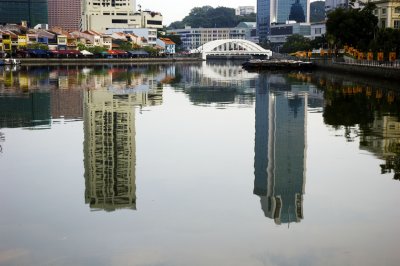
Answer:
48;0;81;31
254;74;307;225
257;0;310;42
0;0;48;27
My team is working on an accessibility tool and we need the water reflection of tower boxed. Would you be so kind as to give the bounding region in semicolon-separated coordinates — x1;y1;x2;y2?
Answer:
254;74;307;225
84;89;138;212
83;68;165;212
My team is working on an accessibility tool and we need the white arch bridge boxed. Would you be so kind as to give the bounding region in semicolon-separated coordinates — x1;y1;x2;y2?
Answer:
190;39;272;60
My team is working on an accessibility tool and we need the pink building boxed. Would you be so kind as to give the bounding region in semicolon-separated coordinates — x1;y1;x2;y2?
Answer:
48;0;81;31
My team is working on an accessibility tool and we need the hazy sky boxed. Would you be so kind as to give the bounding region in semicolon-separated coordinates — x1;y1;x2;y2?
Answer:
138;0;256;25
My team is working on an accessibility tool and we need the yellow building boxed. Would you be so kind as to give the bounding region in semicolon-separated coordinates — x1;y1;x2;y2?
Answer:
1;32;12;52
372;0;400;29
17;35;27;49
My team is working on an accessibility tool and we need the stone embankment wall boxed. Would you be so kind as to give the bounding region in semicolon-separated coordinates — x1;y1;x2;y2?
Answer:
312;58;400;81
20;57;204;65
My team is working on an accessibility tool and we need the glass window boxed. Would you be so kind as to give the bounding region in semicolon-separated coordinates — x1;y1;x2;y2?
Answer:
394;20;400;29
382;8;387;15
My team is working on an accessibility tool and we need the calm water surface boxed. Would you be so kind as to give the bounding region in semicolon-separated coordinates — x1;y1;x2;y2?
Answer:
0;62;399;266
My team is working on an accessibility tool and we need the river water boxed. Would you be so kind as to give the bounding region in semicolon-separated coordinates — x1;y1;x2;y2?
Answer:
0;62;399;266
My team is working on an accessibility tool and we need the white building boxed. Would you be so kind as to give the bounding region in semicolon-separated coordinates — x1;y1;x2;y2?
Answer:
168;25;256;51
269;22;311;44
235;6;255;16
310;22;326;39
81;0;138;32
140;10;163;29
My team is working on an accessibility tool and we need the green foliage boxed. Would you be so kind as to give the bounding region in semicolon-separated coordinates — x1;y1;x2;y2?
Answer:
326;3;400;55
77;43;86;51
143;46;158;56
310;1;325;22
27;43;48;50
87;46;108;54
116;40;133;51
310;35;328;49
326;4;378;50
168;5;256;29
280;34;311;53
374;28;400;55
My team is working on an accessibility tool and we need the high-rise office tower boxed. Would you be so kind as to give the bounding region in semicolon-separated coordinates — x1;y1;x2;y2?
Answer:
48;0;81;31
257;0;310;42
0;0;48;27
81;0;137;32
254;74;307;225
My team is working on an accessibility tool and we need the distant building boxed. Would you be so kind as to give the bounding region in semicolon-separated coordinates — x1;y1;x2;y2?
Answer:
81;0;138;32
269;22;311;44
81;0;163;33
236;22;259;43
105;28;158;46
310;22;326;39
156;37;176;55
48;0;81;31
236;6;256;16
167;23;258;51
0;0;48;27
257;0;310;42
325;0;351;14
140;10;163;29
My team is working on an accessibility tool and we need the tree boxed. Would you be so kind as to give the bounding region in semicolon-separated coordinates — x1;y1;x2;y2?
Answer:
374;28;400;55
310;35;328;49
167;5;256;29
27;43;48;50
280;34;311;53
326;4;378;50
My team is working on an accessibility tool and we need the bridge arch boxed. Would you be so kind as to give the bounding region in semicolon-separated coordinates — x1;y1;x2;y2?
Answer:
191;39;272;60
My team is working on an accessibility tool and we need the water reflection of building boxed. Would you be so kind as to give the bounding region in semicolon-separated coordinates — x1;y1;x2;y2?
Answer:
83;83;164;212
0;92;51;128
360;115;400;181
254;73;307;225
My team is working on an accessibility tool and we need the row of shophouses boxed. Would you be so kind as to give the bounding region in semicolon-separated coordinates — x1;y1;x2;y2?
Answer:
0;26;175;56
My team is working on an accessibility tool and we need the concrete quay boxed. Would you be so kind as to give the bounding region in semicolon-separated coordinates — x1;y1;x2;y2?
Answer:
311;58;400;81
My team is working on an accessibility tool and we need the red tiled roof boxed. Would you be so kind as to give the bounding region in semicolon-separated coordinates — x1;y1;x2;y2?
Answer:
160;37;175;45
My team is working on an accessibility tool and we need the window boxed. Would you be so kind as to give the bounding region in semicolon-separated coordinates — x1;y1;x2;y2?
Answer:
112;19;128;23
382;8;387;15
381;19;386;28
394;20;400;29
395;7;400;13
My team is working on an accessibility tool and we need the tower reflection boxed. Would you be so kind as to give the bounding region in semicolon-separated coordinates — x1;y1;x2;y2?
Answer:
254;74;307;225
83;68;166;212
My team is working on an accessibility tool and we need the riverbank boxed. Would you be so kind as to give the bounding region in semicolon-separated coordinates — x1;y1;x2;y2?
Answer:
19;57;203;66
311;58;400;81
